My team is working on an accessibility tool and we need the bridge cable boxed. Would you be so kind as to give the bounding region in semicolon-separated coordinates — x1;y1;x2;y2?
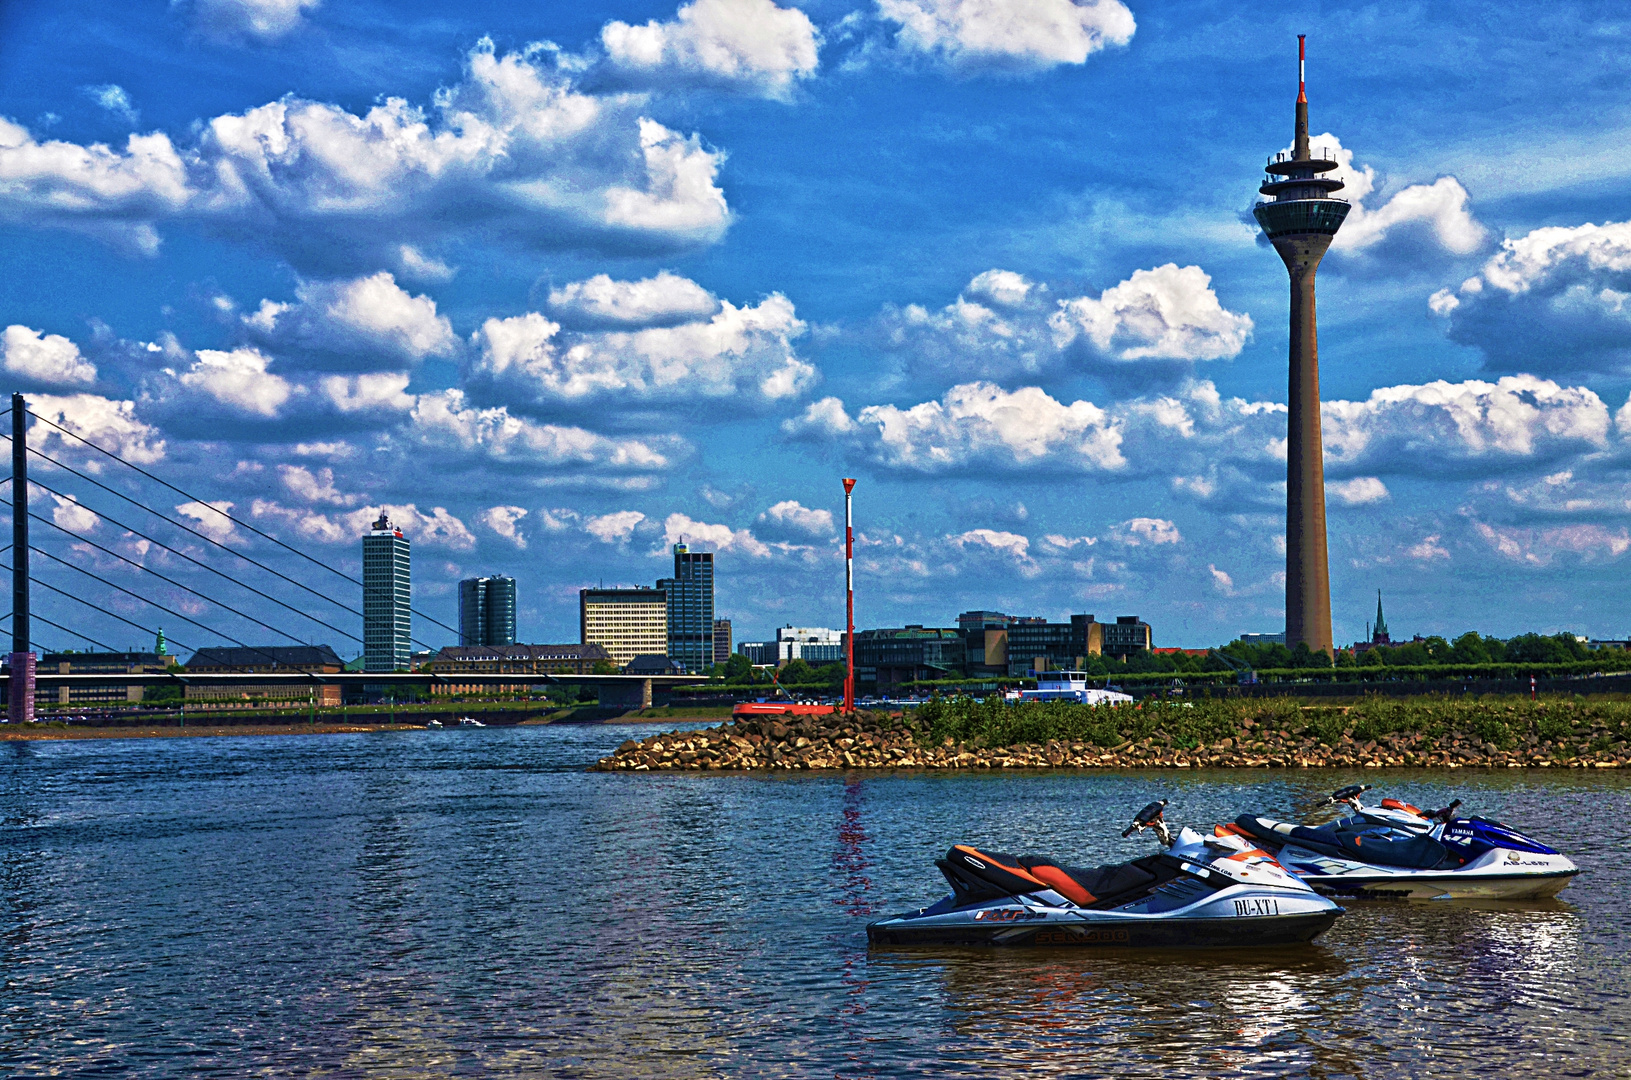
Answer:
0;609;120;653
27;476;363;646
13;502;317;648
13;437;363;618
26;546;324;675
14;452;443;652
0;559;195;654
22;414;463;638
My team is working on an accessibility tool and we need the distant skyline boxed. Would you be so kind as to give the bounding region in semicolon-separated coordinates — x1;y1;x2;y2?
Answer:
2;1;1631;651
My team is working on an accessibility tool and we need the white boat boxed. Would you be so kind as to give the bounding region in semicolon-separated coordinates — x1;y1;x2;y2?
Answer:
457;717;486;728
1019;671;1133;706
425;718;443;728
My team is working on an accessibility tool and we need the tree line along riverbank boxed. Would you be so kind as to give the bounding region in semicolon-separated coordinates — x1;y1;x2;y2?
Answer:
590;696;1631;772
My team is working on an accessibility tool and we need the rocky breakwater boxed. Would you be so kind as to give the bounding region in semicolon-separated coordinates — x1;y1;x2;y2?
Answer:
589;708;1631;772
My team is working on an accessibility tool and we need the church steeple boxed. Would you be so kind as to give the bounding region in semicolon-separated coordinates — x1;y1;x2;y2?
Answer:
1373;591;1390;644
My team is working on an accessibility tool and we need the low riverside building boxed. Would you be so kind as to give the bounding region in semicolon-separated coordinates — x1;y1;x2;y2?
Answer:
626;654;685;675
426;643;613;695
183;645;345;706
580;586;668;667
736;641;775;665
997;614;1156;675
854;626;965;694
775;625;844;665
38;651;172;705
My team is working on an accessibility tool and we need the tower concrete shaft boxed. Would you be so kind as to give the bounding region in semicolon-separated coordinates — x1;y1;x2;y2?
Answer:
1252;35;1349;658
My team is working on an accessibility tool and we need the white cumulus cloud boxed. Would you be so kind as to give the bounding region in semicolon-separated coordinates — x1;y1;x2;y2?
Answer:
29;393;165;464
586;510;647;543
83;85;138;125
244;272;456;369
277;464;352;506
1322;375;1611;468
177;499;238;543
1283;133;1485;257
878;0;1135;72
478;505;529;548
758;499;834;537
661;512;770;556
469;293;814;413
1;325;97;387
1051;264;1253;362
1434;219;1631;374
787;382;1124;474
169;347;293;418
949;527;1031;560
187;0;321;41
883;264;1251;383
1327;476;1389;506
600;0;821;99
547;271;721;329
409;390;680;472
0;40;730;267
1106;517;1180;546
50;493;99;533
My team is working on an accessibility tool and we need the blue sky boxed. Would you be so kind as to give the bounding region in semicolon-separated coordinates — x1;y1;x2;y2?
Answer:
3;0;1631;655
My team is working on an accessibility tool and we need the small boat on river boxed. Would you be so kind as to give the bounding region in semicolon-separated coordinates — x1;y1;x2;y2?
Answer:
732;700;835;721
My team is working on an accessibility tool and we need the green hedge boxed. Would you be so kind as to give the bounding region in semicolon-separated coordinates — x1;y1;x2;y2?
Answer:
906;694;1631;752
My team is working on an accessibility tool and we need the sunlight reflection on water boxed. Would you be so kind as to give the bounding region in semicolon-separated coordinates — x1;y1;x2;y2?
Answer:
0;727;1626;1077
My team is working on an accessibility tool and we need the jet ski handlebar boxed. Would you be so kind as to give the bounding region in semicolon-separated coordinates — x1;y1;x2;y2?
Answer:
1423;798;1463;823
1122;799;1173;845
1326;784;1373;808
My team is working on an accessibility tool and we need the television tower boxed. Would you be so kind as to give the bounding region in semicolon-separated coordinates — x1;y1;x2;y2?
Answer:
1253;35;1349;658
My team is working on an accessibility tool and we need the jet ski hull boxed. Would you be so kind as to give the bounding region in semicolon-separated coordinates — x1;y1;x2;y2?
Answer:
867;908;1340;948
1294;866;1579;901
1233;813;1581;902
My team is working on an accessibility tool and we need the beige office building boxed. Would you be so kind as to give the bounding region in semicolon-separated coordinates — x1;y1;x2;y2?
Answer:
580;587;668;666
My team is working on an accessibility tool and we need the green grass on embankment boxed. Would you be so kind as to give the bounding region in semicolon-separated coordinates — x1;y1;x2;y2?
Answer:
904;694;1631;754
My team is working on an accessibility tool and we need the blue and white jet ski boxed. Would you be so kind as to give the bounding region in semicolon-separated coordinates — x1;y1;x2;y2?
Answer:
1233;785;1580;901
867;800;1343;948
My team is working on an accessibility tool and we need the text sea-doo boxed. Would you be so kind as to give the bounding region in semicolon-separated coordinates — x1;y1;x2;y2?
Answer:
867;800;1343;948
1234;785;1579;900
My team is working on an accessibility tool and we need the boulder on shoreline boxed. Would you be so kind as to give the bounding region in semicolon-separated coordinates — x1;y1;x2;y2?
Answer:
588;707;1631;772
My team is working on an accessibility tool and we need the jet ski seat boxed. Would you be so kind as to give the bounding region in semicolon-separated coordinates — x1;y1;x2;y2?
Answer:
936;845;1175;908
1019;855;1168;907
1234;814;1451;870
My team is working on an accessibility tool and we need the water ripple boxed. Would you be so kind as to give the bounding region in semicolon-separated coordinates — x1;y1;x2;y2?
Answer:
0;726;1625;1077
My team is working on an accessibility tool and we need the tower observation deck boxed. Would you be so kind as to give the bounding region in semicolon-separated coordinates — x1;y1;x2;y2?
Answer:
1253;35;1349;659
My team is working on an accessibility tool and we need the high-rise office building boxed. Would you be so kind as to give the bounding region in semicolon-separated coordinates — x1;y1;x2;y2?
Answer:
1253;36;1348;657
362;513;411;672
459;575;517;647
580;586;668;666
657;543;714;673
712;618;732;666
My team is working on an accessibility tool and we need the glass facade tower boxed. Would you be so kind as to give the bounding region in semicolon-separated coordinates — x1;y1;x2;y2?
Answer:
362;513;411;672
657;543;714;673
459;575;517;647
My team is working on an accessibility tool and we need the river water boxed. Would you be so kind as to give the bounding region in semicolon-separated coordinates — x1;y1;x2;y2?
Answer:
0;724;1626;1078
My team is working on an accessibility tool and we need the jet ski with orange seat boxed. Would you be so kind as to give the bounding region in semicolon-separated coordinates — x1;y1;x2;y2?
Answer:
1233;784;1579;900
866;801;1342;948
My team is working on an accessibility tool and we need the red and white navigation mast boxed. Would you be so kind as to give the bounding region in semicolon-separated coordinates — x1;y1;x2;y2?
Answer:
843;477;856;713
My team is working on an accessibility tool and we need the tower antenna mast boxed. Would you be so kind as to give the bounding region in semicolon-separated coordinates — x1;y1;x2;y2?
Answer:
1252;34;1350;658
